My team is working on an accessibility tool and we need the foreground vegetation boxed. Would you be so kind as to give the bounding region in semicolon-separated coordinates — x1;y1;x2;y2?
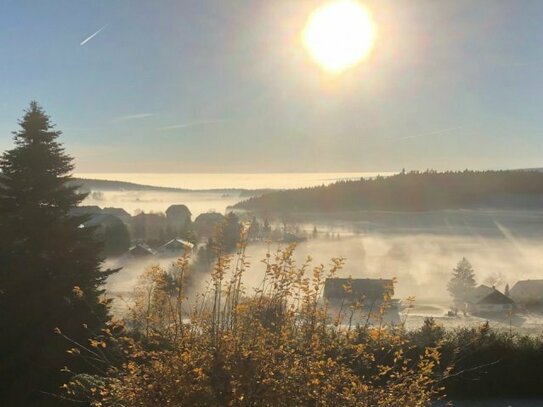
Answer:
64;241;543;406
234;170;543;213
64;242;449;406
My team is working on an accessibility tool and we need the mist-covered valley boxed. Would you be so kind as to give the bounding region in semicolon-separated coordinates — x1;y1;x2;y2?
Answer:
92;182;543;333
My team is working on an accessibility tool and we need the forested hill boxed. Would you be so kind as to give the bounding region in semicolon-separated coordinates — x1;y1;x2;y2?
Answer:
233;170;543;213
70;178;190;192
69;178;274;195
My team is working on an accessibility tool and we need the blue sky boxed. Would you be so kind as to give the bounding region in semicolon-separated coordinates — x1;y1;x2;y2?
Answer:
1;0;543;173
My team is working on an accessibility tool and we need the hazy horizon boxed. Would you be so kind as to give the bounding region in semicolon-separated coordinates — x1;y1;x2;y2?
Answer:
75;171;396;190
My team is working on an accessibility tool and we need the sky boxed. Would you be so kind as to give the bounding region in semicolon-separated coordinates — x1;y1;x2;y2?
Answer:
1;0;543;173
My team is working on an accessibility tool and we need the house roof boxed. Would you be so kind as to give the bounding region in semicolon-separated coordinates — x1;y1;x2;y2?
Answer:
102;207;131;218
165;204;192;216
477;289;515;305
70;205;103;216
83;213;124;228
129;243;155;257
509;280;543;301
324;278;394;301
468;285;495;303
194;212;225;224
159;238;194;251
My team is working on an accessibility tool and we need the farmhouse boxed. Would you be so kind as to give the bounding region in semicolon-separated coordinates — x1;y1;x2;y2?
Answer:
509;280;543;308
323;278;396;308
467;286;514;315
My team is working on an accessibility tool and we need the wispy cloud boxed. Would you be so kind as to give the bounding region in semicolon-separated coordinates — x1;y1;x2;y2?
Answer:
157;119;226;131
80;25;107;46
392;126;464;141
112;113;153;123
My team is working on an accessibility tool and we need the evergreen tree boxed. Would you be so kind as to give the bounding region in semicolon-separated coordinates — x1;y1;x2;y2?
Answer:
504;283;510;297
0;102;115;405
447;257;476;305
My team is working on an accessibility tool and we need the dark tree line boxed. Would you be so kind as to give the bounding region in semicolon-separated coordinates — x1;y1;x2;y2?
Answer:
0;102;115;405
235;170;543;213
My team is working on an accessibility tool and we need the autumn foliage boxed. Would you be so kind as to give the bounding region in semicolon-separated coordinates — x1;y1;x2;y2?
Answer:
64;229;448;407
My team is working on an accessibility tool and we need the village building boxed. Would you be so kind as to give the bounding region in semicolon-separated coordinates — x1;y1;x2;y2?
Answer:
466;285;514;315
165;204;192;230
194;212;225;238
130;212;167;240
509;280;543;309
157;238;194;255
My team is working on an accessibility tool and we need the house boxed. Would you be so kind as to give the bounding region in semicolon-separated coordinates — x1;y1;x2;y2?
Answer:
102;207;132;222
130;212;167;240
128;243;156;257
466;286;514;315
194;212;225;238
323;278;397;308
165;204;192;230
158;238;194;255
509;280;543;308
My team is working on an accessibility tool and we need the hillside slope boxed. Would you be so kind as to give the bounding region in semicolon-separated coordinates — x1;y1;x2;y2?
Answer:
233;170;543;213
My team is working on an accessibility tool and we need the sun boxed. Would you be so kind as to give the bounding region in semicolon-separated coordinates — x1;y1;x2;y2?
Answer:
302;0;376;74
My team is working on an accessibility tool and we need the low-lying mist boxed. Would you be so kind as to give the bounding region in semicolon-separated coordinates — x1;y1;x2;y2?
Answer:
93;188;543;330
106;231;543;304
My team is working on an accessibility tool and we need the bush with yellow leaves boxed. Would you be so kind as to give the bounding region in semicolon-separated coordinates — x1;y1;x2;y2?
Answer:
64;231;449;406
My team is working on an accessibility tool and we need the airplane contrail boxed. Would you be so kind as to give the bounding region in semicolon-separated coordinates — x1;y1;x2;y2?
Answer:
80;25;107;46
112;113;153;123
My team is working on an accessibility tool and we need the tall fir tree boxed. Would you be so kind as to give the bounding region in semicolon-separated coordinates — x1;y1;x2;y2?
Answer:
0;102;115;405
447;257;477;305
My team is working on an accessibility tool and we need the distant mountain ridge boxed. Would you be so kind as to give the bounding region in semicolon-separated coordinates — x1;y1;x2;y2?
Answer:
233;170;543;213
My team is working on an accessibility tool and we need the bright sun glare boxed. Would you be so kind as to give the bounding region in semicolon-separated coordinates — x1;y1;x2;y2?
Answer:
303;0;376;74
